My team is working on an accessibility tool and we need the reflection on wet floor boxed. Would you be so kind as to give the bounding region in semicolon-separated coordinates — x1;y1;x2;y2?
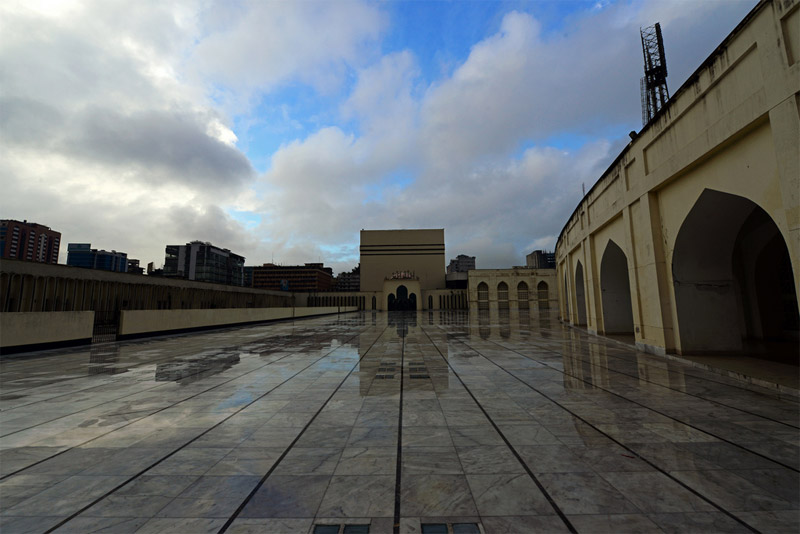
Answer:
155;353;241;383
0;310;797;534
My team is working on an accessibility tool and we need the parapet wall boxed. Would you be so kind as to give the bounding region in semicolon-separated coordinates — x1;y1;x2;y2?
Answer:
0;311;94;353
1;307;357;354
118;306;355;338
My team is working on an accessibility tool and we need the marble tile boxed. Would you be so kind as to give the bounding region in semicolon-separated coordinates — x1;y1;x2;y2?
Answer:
480;515;571;533
402;446;463;475
334;447;397;475
456;446;525;474
669;469;795;512
136;517;226;533
401;475;478;516
597;471;715;513
239;475;330;518
466;473;554;516
536;472;641;515
52;516;150;533
272;446;342;475
316;475;395;517
225;518;314;534
567;513;662;533
402;426;454;447
647;512;751;533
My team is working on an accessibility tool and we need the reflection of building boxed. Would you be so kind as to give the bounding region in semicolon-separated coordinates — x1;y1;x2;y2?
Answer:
252;263;334;291
164;241;245;286
447;254;476;274
526;250;555;269
556;0;799;358
67;243;128;273
0;219;60;264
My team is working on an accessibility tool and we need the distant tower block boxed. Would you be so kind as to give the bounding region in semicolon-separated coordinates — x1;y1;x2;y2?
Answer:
640;22;669;125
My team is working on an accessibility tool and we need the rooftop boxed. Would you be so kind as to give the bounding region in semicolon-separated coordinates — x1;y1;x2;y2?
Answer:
1;311;797;533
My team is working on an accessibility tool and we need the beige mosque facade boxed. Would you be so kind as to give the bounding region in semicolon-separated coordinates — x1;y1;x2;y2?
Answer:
555;0;799;358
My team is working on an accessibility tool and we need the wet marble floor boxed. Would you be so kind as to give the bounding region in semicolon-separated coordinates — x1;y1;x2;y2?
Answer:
0;310;798;534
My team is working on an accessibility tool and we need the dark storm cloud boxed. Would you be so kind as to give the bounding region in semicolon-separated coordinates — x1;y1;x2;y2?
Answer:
65;108;255;188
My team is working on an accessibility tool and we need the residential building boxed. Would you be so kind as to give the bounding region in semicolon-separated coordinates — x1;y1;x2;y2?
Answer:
447;254;476;274
127;259;144;275
252;263;334;292
163;241;245;286
67;243;128;273
335;265;360;291
526;250;555;269
0;219;60;264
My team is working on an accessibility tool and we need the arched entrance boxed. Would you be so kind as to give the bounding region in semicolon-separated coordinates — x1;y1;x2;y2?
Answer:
574;262;587;325
600;240;634;334
672;189;798;356
388;284;416;311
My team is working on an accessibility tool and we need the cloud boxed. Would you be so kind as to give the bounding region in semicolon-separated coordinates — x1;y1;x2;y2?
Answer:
190;0;385;104
0;0;757;275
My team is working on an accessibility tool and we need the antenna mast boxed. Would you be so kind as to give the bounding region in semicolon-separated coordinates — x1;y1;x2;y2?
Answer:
640;23;669;125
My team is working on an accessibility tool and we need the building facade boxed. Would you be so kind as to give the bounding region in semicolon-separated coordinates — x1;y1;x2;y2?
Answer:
0;220;60;264
447;254;476;274
555;0;799;359
164;241;245;287
67;244;128;273
252;263;334;292
468;268;559;313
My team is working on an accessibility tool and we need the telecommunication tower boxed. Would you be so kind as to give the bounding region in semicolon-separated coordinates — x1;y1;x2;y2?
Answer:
640;23;669;125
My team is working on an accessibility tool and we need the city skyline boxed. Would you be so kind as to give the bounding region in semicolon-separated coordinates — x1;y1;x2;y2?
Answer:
1;0;755;274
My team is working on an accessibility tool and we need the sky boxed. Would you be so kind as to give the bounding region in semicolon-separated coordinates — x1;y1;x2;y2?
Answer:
0;0;756;274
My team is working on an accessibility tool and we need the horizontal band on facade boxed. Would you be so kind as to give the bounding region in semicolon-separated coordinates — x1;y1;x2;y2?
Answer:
360;252;445;256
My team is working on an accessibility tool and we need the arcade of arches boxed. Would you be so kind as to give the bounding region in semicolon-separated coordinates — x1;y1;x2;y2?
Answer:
556;0;799;362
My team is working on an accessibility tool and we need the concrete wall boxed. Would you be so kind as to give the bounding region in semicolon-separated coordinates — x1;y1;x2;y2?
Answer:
0;311;94;351
119;307;356;337
555;0;800;356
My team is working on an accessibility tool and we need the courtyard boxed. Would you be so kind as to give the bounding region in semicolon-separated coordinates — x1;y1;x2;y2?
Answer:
0;311;798;533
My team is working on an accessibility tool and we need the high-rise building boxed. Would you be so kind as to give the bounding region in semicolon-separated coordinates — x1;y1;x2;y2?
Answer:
252;263;334;292
0;220;61;264
526;250;555;269
163;241;245;286
447;254;476;274
67;243;128;272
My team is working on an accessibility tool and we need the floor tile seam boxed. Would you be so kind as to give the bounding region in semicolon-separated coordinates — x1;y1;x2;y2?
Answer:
437;327;764;534
216;322;391;534
392;318;405;534
0;328;364;477
492;337;800;429
29;325;378;534
475;336;800;473
418;325;577;534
